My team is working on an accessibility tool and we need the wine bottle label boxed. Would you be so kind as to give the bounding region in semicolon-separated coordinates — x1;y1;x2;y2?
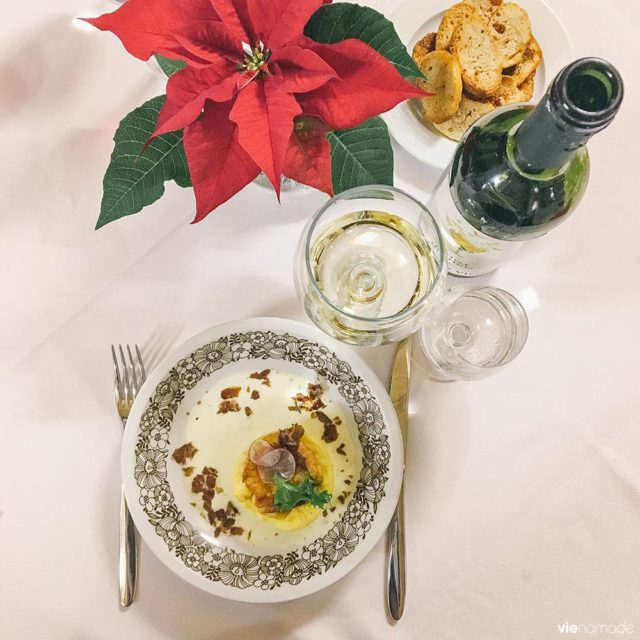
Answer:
429;173;523;277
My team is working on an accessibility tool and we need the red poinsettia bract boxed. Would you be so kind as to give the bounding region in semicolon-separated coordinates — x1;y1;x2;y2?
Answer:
85;0;424;222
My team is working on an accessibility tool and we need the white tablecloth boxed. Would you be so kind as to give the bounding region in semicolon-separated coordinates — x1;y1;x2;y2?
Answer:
2;0;639;637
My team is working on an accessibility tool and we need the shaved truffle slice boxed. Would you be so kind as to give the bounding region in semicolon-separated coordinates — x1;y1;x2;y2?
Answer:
315;411;339;443
250;369;272;386
191;466;218;494
217;399;241;414
277;424;307;470
291;382;327;412
172;442;198;464
277;424;305;448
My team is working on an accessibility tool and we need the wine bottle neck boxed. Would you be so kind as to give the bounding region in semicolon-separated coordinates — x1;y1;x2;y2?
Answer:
512;97;593;174
512;58;623;175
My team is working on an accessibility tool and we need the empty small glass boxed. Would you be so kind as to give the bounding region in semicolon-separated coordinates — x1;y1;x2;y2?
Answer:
420;286;528;381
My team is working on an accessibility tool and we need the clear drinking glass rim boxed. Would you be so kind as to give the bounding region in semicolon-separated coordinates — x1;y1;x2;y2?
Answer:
304;184;447;324
427;285;529;370
460;287;529;368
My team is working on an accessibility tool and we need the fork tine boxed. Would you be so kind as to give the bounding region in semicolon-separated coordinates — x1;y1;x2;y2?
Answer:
135;345;146;383
126;345;140;395
118;345;131;405
112;344;123;402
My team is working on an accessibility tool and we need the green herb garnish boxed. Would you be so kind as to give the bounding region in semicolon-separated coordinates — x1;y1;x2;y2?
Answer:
273;473;332;512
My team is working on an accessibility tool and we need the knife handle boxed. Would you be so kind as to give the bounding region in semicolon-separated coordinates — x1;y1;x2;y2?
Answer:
386;485;406;620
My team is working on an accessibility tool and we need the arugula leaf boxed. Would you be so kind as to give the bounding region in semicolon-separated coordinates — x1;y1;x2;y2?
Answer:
273;473;332;512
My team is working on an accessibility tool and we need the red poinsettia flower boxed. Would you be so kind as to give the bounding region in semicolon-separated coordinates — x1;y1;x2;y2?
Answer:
85;0;424;222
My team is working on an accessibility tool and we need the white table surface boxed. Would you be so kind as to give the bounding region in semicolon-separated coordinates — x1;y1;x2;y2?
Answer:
2;0;639;637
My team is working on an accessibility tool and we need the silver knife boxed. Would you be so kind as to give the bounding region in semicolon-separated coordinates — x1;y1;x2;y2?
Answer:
386;337;412;620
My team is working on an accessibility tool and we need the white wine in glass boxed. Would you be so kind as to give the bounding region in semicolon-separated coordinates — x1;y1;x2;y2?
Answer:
296;186;446;346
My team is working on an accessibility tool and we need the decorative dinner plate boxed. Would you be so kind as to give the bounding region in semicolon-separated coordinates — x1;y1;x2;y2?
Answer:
122;318;402;602
384;0;572;170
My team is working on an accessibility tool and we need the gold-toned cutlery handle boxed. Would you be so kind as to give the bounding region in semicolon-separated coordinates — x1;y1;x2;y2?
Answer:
119;484;138;607
387;485;406;620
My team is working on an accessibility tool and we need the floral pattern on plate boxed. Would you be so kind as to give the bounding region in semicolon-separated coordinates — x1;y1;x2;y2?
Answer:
134;330;391;590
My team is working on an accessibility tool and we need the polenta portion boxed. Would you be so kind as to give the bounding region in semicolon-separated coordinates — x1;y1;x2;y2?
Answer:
233;426;334;531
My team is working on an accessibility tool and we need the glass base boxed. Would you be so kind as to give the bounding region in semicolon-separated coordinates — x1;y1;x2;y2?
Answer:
420;285;528;381
253;173;308;193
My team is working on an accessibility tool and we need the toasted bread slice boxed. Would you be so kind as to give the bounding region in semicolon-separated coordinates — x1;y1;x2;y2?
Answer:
507;37;542;85
433;94;495;140
467;0;503;19
489;3;532;68
492;75;534;106
412;32;437;70
491;76;520;105
450;15;502;98
415;50;463;123
518;74;535;101
436;3;482;51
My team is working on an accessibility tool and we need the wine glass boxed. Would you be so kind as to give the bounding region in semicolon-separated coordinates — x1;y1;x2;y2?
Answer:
419;285;529;380
295;185;447;346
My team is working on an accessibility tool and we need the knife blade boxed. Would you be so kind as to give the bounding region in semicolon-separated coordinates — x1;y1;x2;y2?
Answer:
386;337;411;621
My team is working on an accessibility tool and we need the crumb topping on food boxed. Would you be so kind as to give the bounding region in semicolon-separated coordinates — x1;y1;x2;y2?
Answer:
217;399;241;414
315;410;339;443
190;465;244;537
289;383;326;412
278;424;307;469
250;369;272;386
172;442;198;464
191;466;218;494
220;386;241;399
208;501;243;538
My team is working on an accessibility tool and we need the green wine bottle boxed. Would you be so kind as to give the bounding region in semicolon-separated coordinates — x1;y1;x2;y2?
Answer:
429;58;624;277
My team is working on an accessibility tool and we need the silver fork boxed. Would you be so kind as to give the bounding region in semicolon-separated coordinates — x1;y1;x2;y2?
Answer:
112;344;146;607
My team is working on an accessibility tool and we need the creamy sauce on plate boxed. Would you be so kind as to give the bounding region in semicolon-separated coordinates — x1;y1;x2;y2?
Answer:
173;369;359;551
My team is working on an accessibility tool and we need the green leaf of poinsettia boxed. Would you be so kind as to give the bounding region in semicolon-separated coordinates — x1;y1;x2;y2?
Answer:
96;95;191;229
155;55;186;77
305;3;422;79
328;116;394;193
